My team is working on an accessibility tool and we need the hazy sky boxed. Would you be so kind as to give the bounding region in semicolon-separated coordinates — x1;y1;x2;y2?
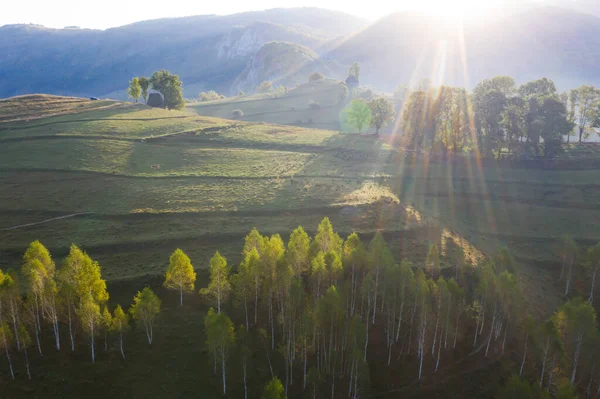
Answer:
2;0;546;29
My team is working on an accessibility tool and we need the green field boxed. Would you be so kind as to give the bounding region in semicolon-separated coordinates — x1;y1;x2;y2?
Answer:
1;95;599;397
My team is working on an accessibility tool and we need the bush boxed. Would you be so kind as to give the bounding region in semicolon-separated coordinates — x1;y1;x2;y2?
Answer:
232;109;244;118
309;72;325;82
199;90;222;102
309;100;320;109
258;81;273;93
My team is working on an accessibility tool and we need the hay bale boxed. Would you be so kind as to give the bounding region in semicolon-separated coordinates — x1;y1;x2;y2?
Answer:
147;93;164;108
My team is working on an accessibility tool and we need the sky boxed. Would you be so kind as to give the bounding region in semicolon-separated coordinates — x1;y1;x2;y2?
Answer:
1;0;548;29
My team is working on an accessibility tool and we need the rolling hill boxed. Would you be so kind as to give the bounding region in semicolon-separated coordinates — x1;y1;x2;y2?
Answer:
1;94;599;396
191;79;350;130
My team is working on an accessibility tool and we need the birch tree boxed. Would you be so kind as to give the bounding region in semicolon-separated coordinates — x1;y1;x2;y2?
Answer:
310;252;327;300
537;319;560;388
232;253;254;331
313;217;343;255
77;294;100;363
261;235;285;349
343;233;366;318
111;305;129;359
367;233;393;324
1;271;22;352
0;321;14;379
556;235;577;297
59;244;109;351
130;287;161;345
200;251;231;314
18;324;32;379
261;377;286;399
586;243;600;304
558;298;597;384
164;248;196;306
100;306;112;351
205;309;235;395
287;226;311;276
243;228;266;257
22;240;56;353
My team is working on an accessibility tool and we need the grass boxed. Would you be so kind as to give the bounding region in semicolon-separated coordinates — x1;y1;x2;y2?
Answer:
189;79;348;130
0;94;598;397
0;95;599;298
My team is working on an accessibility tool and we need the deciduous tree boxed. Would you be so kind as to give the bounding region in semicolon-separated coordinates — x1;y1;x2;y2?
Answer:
368;97;395;135
164;248;196;306
127;77;141;103
111;304;129;359
130;287;161;345
138;76;150;103
205;309;235;395
150;70;185;110
346;100;372;134
200;251;231;314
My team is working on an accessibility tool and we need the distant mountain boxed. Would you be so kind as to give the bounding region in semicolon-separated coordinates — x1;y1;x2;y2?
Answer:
0;8;366;99
325;7;600;90
2;6;600;100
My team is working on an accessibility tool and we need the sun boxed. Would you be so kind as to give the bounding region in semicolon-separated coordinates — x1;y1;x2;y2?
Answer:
415;0;507;20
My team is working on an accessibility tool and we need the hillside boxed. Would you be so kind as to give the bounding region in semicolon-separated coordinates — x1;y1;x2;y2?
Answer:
1;94;598;291
0;8;366;99
191;79;350;130
325;7;600;90
1;95;599;396
230;41;336;93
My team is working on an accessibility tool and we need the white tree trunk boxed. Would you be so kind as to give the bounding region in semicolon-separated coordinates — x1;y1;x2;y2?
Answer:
91;323;95;364
590;267;597;305
243;362;247;399
519;333;528;377
222;350;227;394
68;296;75;352
565;258;574;297
120;330;125;359
571;329;583;384
24;346;31;379
540;337;549;387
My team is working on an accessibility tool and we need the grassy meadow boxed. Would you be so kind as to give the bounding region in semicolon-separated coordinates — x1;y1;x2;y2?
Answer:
0;95;599;397
189;79;348;130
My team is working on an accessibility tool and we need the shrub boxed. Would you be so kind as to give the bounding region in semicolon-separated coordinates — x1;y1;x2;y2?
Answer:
199;90;222;102
232;109;244;118
309;100;320;109
309;72;325;82
258;81;273;93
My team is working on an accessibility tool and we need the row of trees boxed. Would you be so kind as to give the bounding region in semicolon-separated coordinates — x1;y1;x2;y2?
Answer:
127;70;185;110
401;77;600;159
2;220;598;398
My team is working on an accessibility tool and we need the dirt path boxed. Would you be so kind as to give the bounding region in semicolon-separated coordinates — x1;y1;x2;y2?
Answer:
0;212;93;231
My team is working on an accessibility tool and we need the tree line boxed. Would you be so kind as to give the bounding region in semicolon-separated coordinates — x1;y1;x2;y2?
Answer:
400;77;600;159
1;219;599;398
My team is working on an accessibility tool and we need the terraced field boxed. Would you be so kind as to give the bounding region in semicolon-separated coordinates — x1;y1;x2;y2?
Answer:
1;95;599;312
